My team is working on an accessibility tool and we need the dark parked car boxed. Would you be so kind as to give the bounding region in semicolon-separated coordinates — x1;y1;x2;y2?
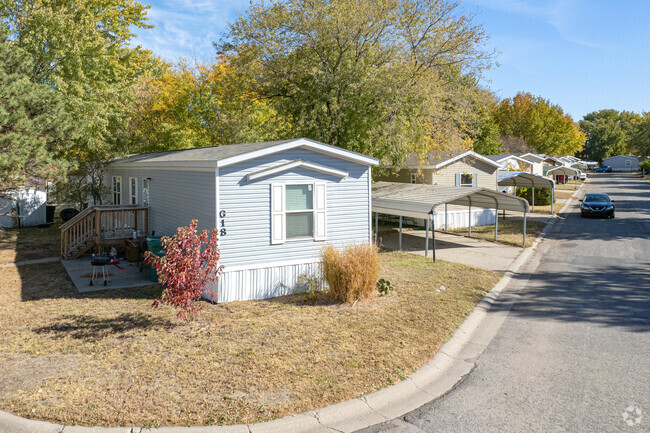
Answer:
593;166;612;173
580;193;615;218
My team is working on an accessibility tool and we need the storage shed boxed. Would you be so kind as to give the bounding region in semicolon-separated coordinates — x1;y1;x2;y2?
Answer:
602;155;639;172
104;138;378;302
0;187;47;228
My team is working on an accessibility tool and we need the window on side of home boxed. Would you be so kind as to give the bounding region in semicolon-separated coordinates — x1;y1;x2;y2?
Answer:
285;184;314;239
410;173;417;184
129;177;137;205
112;176;121;204
460;173;473;187
142;178;150;207
625;159;631;166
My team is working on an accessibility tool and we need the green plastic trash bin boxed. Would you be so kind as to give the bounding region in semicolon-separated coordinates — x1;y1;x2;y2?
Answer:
147;242;164;283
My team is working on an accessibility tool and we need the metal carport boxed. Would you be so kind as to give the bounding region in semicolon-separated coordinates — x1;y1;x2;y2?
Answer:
546;166;581;190
498;171;556;213
372;182;530;260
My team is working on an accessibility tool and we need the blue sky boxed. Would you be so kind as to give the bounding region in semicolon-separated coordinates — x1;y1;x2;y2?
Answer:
132;0;650;120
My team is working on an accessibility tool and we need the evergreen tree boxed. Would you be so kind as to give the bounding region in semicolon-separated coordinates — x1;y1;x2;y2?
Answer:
0;24;76;197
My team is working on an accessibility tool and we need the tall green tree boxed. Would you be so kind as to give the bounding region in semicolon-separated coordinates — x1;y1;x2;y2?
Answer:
0;24;76;198
218;0;493;165
0;0;154;163
579;109;631;161
629;112;650;158
493;92;585;156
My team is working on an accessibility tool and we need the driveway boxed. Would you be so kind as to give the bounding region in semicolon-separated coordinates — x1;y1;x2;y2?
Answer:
359;173;650;432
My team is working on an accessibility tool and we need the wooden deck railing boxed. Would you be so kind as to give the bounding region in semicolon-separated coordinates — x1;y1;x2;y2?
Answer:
60;205;149;259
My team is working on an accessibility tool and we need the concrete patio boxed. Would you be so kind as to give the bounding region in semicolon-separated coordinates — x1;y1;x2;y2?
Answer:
61;257;154;293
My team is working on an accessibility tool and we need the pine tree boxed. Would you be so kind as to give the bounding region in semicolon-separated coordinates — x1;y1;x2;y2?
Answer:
0;24;76;197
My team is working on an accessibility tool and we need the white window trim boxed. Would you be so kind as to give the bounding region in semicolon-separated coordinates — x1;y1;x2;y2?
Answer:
142;178;150;207
271;182;327;244
410;173;417;184
129;177;138;205
284;183;316;241
112;176;122;205
460;173;474;187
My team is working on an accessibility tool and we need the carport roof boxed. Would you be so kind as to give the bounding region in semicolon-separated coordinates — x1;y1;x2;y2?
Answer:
498;171;555;188
546;166;580;176
372;182;529;220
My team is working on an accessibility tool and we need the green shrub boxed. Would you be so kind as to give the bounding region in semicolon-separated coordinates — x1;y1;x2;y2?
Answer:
516;187;555;206
640;159;650;171
376;278;393;296
321;244;380;303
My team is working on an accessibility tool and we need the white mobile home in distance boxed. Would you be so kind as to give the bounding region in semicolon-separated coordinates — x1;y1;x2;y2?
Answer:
602;155;639;172
105;138;378;302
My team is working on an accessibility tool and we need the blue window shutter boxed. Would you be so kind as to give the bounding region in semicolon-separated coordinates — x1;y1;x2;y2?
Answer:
472;173;478;187
455;173;460;186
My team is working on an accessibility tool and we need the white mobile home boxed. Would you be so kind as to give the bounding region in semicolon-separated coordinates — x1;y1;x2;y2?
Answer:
603;155;639;172
102;138;378;302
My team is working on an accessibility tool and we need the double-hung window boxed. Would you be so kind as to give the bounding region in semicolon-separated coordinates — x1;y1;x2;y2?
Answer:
112;176;122;204
142;178;150;207
271;183;326;244
129;177;138;205
456;173;476;187
410;173;417;184
285;185;313;239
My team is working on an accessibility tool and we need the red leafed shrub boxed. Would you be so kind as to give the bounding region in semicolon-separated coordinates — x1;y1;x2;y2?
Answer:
145;219;223;320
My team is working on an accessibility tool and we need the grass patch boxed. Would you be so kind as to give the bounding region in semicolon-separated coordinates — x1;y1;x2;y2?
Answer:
0;252;498;427
529;204;560;215
0;225;60;265
553;191;574;200
554;181;583;191
448;219;546;248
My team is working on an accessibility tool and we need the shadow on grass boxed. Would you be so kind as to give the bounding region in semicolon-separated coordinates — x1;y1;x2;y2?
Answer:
33;313;176;340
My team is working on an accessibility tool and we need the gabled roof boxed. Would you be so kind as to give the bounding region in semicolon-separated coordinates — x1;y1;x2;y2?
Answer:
403;149;501;170
107;138;379;169
485;154;536;166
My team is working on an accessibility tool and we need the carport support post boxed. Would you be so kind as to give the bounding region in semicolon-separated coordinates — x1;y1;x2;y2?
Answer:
374;212;379;245
551;187;554;214
398;216;403;251
523;210;527;247
468;204;472;237
444;203;448;233
531;187;535;213
425;218;430;257
429;211;436;263
495;205;499;241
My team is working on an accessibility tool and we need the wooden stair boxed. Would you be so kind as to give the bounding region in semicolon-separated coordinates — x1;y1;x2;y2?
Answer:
61;205;149;259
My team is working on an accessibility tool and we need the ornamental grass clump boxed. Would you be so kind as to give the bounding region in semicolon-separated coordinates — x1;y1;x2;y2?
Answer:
321;244;380;303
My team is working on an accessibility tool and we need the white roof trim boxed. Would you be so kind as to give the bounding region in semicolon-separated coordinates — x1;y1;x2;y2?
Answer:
495;155;537;165
246;159;348;182
406;150;502;170
217;138;378;168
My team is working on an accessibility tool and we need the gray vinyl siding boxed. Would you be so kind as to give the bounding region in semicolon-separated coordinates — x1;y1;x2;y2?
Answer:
218;149;370;268
603;155;639;171
104;168;215;236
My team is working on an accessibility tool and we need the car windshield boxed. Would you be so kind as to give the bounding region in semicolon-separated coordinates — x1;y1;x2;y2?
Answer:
584;194;609;203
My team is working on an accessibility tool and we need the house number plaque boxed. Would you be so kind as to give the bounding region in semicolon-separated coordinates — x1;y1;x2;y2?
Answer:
219;210;227;236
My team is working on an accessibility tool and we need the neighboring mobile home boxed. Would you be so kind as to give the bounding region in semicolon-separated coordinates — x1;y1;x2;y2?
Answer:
376;149;501;189
102;138;378;302
374;150;501;228
484;154;541;175
603;155;639;172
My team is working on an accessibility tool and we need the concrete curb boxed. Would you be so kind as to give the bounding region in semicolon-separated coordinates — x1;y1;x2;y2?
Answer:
0;190;581;433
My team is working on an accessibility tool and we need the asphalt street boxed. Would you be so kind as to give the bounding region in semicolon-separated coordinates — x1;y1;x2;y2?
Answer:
359;173;650;433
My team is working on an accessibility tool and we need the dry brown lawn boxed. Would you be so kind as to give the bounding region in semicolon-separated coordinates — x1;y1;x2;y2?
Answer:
448;219;546;248
554;191;575;200
0;225;60;265
0;252;498;427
